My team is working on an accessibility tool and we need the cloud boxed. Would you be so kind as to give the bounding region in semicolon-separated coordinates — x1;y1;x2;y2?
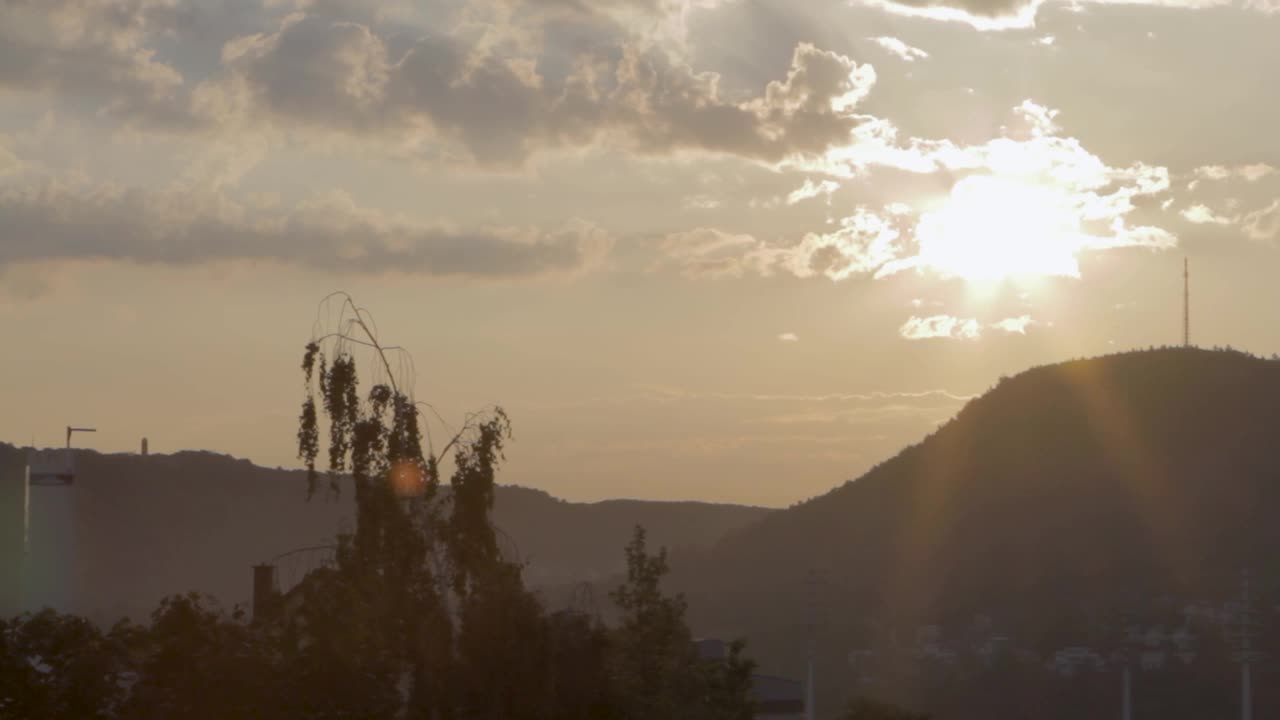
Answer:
205;6;878;165
777;332;799;342
664;103;1178;287
1187;163;1277;190
658;228;769;278
1242;200;1280;241
510;0;730;23
655;96;1191;296
784;209;902;280
0;175;611;276
752;404;958;426
1193;165;1232;182
862;0;1045;30
536;385;978;410
682;194;722;210
871;36;930;62
1015;99;1061;137
785;178;841;205
1193;163;1275;184
660;207;903;281
0;0;201;128
856;102;1178;280
649;387;979;403
862;0;1243;31
899;315;982;340
0;2;878;166
990;315;1034;333
515;0;680;14
1180;203;1235;225
1239;164;1277;182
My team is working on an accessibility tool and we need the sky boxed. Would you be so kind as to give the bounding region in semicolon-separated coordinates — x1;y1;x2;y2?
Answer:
2;0;1279;507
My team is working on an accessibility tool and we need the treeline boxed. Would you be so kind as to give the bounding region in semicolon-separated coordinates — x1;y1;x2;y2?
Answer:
1;526;754;720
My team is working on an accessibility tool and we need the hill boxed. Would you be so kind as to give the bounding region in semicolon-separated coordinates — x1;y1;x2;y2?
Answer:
0;445;769;622
670;348;1280;717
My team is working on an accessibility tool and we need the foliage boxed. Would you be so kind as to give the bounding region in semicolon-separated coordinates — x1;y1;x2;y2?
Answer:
610;525;756;720
0;609;129;720
117;594;281;720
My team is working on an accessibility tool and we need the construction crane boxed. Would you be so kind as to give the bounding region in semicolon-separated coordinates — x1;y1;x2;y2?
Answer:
66;426;96;449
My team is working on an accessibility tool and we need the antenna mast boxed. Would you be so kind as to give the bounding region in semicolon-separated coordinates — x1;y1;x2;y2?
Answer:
1183;258;1190;348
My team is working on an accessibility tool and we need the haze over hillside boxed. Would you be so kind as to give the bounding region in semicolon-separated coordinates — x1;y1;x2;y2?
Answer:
0;446;770;622
669;348;1280;718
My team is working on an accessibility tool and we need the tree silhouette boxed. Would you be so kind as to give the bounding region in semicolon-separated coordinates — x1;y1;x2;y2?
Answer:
610;525;756;720
0;609;129;719
294;292;521;718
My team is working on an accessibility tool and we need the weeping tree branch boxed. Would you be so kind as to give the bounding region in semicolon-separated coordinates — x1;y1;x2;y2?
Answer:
291;291;521;718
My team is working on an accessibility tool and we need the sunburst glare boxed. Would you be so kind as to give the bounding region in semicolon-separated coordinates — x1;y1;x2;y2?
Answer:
913;175;1086;286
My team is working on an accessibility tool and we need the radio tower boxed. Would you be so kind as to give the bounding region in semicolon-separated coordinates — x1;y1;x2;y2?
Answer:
1183;258;1190;348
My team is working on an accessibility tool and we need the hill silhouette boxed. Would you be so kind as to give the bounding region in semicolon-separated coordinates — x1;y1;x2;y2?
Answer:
0;445;769;622
670;347;1280;715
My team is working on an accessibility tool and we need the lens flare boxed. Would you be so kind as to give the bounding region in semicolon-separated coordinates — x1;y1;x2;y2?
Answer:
389;460;425;498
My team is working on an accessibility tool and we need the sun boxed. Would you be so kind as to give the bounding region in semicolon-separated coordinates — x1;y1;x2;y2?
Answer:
911;175;1086;286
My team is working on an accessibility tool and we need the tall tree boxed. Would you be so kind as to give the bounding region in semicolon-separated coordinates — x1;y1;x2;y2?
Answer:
610;525;756;720
294;293;518;719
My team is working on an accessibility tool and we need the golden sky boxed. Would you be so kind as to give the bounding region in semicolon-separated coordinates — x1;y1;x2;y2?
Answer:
2;0;1279;506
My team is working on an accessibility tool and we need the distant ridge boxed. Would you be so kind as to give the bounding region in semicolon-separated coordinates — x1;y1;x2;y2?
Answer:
0;443;771;621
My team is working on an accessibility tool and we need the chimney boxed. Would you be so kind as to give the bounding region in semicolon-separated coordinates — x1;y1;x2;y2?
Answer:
140;437;149;456
252;564;277;622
